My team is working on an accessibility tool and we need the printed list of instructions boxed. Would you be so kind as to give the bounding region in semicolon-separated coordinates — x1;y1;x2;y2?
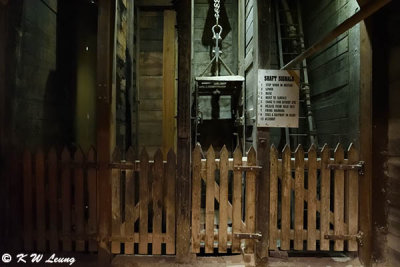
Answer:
257;69;299;128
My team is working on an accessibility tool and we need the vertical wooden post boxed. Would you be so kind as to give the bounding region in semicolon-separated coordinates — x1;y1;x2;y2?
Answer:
97;0;115;265
175;0;192;262
359;21;373;266
162;10;177;156
255;0;272;265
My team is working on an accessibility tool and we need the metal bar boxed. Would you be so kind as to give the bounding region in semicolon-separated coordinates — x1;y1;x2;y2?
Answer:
282;0;392;70
200;56;216;77
327;161;365;175
234;232;262;241
219;57;235;76
233;165;262;171
324;231;364;246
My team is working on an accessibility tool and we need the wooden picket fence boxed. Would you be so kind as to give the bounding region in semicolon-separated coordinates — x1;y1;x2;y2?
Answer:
191;144;258;254
23;147;98;252
269;143;360;252
109;148;176;255
22;142;360;255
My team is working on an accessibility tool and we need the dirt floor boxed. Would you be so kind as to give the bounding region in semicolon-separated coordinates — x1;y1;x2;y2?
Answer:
111;254;363;267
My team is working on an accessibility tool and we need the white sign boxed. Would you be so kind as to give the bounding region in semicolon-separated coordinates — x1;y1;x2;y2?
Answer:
257;69;300;128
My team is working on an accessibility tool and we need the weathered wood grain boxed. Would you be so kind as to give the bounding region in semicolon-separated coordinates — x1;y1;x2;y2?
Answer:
124;147;135;254
294;145;305;250
269;145;278;250
191;145;202;253
334;144;345;251
320;145;331;251
347;144;359;251
205;146;216;253
232;146;243;253
111;148;122;254
139;148;149;254
152;149;163;254
165;149;176;254
246;147;256;253
218;146;229;253
307;145;317;251
281;145;291;250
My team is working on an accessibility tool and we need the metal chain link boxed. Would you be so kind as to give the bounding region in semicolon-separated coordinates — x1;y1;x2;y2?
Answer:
214;0;220;25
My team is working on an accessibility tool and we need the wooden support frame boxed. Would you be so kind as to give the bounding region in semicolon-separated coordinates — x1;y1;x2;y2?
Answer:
358;21;373;266
96;0;115;265
255;0;272;265
162;10;177;156
175;0;193;263
282;0;391;70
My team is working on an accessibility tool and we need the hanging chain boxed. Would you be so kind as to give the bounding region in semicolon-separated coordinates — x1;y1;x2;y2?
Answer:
199;0;235;77
212;0;223;75
214;0;220;26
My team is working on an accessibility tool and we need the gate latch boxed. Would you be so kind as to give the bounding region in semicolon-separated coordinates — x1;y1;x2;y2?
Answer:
327;161;365;175
324;231;364;246
233;232;262;241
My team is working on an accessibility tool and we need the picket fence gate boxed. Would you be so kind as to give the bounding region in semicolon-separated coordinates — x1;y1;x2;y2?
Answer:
191;144;258;254
269;143;360;252
109;147;176;255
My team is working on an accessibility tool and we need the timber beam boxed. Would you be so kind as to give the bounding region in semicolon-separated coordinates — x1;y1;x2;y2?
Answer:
282;0;391;70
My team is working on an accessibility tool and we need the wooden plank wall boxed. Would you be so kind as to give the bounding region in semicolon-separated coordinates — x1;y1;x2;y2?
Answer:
302;0;360;147
138;11;164;157
162;10;176;156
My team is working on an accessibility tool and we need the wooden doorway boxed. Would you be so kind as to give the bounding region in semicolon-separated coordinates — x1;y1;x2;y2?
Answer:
136;9;177;158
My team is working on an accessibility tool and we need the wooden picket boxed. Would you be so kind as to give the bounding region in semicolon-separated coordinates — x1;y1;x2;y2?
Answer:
269;143;360;252
232;147;243;253
245;147;256;253
190;144;256;253
23;146;97;252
